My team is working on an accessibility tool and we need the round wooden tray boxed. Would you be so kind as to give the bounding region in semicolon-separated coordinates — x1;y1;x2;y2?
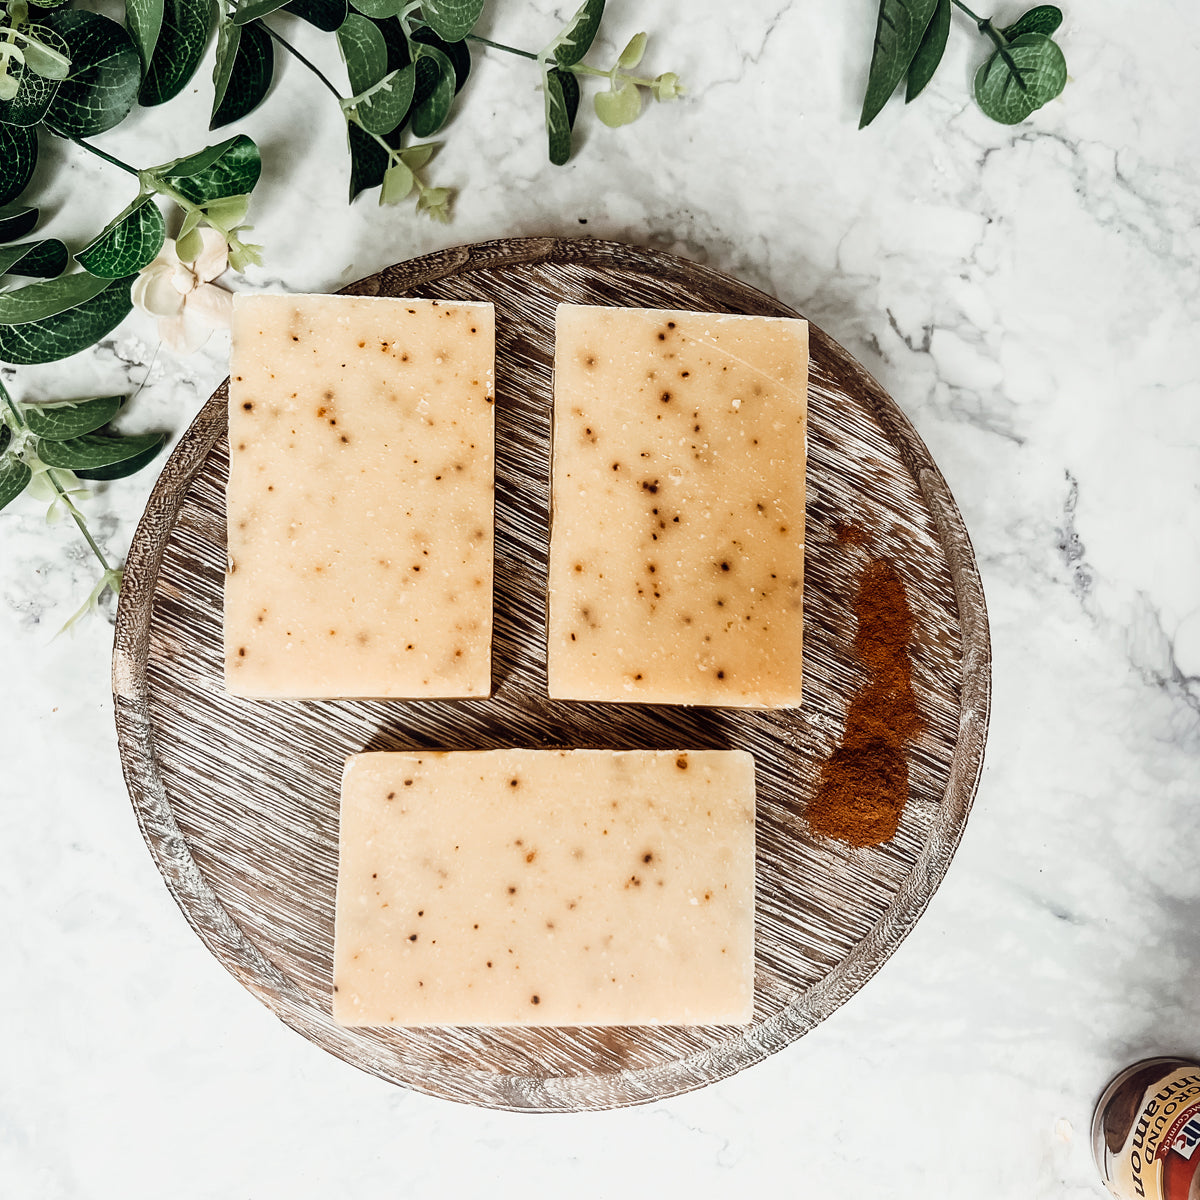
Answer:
112;237;990;1111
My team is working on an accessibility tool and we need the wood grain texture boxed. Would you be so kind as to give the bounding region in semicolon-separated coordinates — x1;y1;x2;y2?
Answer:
112;237;991;1111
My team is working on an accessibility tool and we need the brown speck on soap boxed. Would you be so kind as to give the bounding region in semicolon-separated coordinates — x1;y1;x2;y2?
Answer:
676;757;688;769
242;402;253;411
531;995;540;1005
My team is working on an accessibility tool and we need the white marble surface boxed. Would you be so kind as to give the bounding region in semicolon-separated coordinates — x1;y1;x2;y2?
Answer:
3;0;1199;1195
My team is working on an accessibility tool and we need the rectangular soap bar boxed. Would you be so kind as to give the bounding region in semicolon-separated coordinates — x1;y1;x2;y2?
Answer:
548;304;808;708
224;294;495;699
333;749;756;1027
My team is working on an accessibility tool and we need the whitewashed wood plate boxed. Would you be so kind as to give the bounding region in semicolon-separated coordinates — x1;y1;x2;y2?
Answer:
112;237;990;1111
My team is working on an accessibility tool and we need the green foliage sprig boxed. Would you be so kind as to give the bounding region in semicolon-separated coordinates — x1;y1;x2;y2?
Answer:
860;0;1067;127
0;0;684;623
0;378;165;623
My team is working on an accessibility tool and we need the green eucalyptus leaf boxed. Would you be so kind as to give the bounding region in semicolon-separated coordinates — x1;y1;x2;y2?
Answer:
42;10;140;138
379;159;413;204
211;19;241;116
211;19;273;129
0;123;38;206
201;193;248;225
409;44;440;107
398;142;433;169
338;12;387;95
974;31;1066;124
353;62;414;134
543;65;579;166
349;0;406;18
617;31;646;70
37;429;164;471
283;0;348;32
410;43;454;136
906;0;950;102
346;119;387;202
0;452;32;510
593;76;640;127
419;0;484;44
0;54;62;126
157;134;262;203
126;0;166;74
72;435;164;480
0;273;134;365
231;0;289;25
175;225;202;263
546;0;604;68
19;27;71;79
1003;5;1063;38
76;194;165;278
22;393;124;439
859;0;939;128
140;0;215;106
0;204;39;242
410;26;469;92
0;238;69;279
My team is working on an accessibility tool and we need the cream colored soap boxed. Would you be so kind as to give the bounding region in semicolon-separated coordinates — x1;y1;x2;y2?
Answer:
224;294;495;699
548;304;808;707
333;749;756;1027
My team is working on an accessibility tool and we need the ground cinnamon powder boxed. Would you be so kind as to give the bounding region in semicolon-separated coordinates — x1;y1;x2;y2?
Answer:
807;528;921;846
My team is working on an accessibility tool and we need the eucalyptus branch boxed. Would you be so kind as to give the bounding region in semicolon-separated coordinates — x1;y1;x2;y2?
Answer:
860;0;1067;126
1;388;115;575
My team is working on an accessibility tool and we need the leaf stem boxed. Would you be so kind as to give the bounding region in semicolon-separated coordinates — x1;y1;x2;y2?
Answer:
256;20;344;100
464;34;538;61
950;0;985;22
72;138;140;177
950;0;1024;87
0;386;114;573
568;62;659;87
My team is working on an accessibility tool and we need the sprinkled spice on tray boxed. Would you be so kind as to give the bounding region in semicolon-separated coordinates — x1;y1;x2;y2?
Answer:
808;526;921;846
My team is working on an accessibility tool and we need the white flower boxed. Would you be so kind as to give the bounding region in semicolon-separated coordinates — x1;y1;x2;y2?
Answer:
131;228;233;354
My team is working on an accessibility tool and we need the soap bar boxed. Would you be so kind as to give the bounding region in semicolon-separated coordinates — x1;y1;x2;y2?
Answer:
548;304;808;708
224;294;495;699
333;749;756;1027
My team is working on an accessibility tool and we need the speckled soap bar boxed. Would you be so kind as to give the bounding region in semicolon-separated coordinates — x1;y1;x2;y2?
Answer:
224;294;495;699
548;304;808;708
333;749;756;1027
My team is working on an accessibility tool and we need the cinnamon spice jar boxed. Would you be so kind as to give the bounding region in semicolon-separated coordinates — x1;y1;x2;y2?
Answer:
1093;1057;1200;1199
